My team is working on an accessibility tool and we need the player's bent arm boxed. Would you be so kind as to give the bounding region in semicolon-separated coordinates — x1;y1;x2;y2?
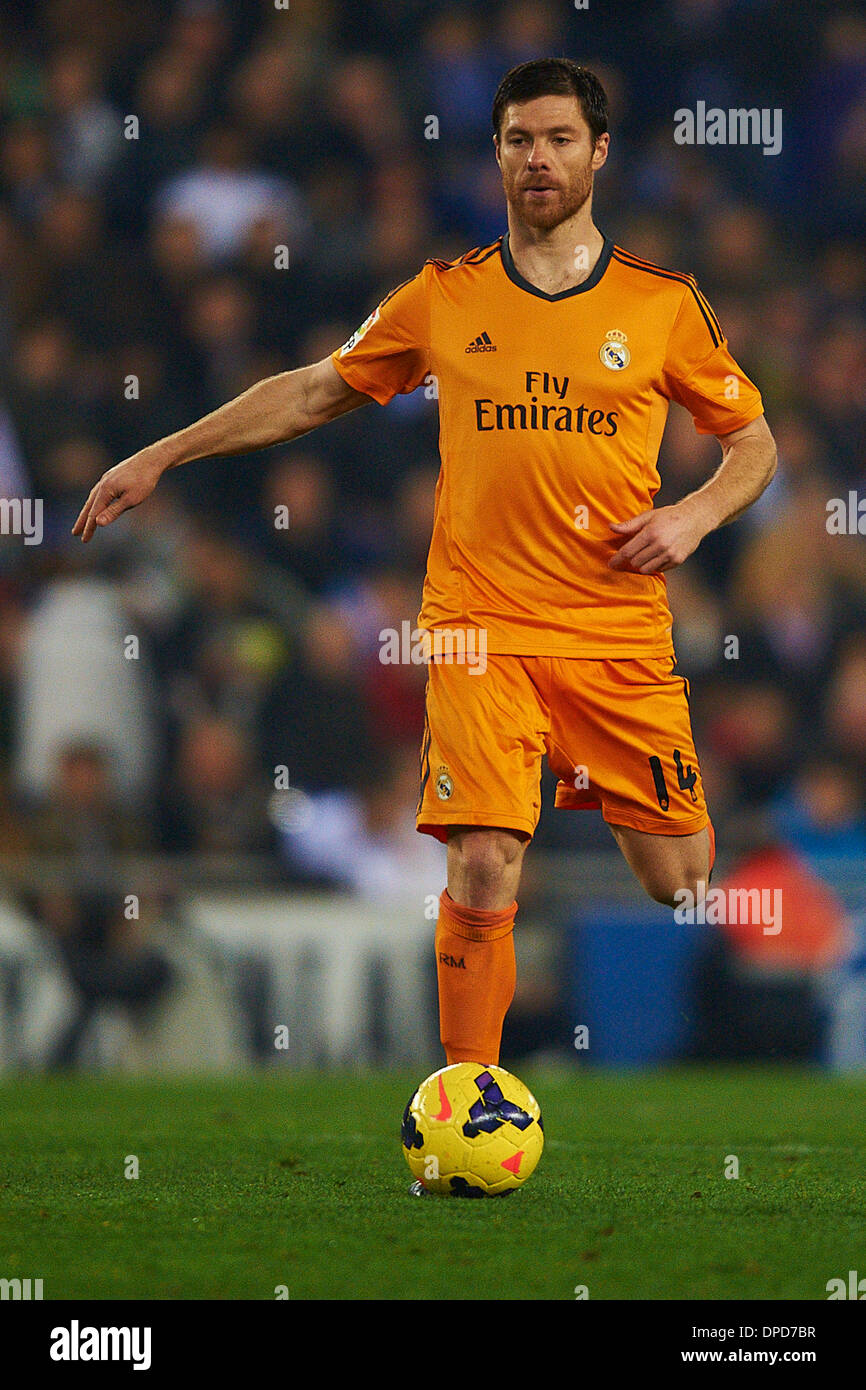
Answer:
682;413;778;531
72;357;371;542
609;414;777;574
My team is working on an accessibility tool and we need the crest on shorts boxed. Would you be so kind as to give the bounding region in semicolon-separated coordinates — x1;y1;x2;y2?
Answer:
435;765;454;800
599;329;630;371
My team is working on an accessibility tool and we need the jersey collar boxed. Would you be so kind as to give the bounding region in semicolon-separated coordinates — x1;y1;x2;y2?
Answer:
499;231;614;301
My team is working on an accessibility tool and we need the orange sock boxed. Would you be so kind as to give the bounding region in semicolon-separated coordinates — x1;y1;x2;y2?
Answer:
435;888;517;1066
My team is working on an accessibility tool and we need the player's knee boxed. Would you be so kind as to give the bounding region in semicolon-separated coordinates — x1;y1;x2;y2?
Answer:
447;827;526;901
645;855;711;909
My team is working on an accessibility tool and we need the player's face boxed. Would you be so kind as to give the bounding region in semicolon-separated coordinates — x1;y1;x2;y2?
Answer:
495;95;608;231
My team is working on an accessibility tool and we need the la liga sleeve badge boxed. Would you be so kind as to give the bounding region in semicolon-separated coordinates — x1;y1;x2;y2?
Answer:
339;305;380;356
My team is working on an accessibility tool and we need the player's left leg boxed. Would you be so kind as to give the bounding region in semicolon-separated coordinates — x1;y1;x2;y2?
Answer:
548;655;715;907
607;821;713;908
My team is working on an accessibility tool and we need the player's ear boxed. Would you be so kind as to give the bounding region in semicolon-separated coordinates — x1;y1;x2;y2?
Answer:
592;132;610;171
493;134;501;169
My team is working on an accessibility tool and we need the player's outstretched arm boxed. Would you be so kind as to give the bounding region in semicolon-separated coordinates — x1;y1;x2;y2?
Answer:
72;357;370;542
609;413;777;575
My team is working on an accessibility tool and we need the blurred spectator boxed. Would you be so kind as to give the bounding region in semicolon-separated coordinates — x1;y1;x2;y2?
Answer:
157;714;277;856
46;46;123;189
389;465;437;571
689;834;849;1062
325;55;409;165
3;316;89;477
25;740;172;1069
344;564;429;747
824;634;866;770
184;272;261;406
1;120;55;223
13;572;157;803
153;124;309;265
727;473;866;710
771;757;866;861
153;519;305;753
258;604;379;795
702;680;798;808
277;741;445;901
250;450;345;594
33;188;143;352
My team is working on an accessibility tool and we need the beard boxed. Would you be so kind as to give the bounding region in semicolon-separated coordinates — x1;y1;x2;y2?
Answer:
504;158;595;231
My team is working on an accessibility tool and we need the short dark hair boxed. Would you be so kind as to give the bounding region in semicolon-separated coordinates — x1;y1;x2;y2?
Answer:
492;58;609;143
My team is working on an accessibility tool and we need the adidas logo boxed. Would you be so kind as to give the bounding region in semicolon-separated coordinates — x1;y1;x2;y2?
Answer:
465;331;497;353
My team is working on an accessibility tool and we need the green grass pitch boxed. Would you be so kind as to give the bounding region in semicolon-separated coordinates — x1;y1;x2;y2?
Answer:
0;1067;863;1300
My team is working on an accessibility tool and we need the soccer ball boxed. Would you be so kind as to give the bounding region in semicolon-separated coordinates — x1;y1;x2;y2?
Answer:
401;1062;544;1197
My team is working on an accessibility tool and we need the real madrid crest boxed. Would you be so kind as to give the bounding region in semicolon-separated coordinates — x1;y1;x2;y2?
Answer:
599;329;630;371
435;765;454;800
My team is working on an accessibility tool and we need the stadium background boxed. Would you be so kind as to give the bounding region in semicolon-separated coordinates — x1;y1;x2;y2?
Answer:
0;0;865;1076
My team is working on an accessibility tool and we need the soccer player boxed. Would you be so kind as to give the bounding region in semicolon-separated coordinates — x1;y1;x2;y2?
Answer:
74;58;776;1078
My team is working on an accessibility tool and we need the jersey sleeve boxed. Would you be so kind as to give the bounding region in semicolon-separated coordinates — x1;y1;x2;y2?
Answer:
662;282;764;435
330;263;431;405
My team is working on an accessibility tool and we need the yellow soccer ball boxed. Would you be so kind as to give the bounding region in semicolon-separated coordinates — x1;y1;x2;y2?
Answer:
401;1063;544;1197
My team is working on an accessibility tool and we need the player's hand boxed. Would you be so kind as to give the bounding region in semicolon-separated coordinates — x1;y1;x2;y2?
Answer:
608;503;708;574
72;444;170;542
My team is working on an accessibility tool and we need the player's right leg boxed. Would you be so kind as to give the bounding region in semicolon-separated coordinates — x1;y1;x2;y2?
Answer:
446;825;528;910
416;654;547;1065
431;825;530;1066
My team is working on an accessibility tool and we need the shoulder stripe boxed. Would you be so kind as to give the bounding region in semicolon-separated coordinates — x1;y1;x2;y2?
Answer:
611;250;721;348
379;269;424;308
613;246;723;340
459;239;502;264
426;239;502;272
691;284;722;340
612;246;694;281
378;241;501;308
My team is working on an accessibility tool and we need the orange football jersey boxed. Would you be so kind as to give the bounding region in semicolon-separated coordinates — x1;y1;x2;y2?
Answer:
330;235;764;657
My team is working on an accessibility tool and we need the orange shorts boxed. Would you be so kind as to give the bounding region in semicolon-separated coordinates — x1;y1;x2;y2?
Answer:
416;654;708;843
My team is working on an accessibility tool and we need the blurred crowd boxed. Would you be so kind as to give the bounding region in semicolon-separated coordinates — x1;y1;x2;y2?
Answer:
1;0;865;906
